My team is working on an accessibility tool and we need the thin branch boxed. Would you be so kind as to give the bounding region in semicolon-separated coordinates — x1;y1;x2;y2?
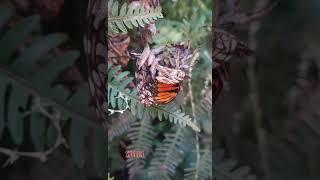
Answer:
218;0;278;26
247;0;271;179
0;101;68;167
236;0;278;24
108;92;130;115
187;52;201;180
0;67;99;128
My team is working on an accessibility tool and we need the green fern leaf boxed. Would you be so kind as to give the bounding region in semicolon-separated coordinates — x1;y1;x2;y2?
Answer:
107;0;163;36
213;148;257;180
32;50;79;85
148;127;193;180
184;149;212;180
46;121;58;147
7;80;30;145
69;118;87;168
93;126;107;176
126;113;156;179
0;75;9;138
196;87;212;133
108;111;133;141
0;15;40;65
30;112;46;151
11;33;68;75
150;104;201;132
0;6;97;155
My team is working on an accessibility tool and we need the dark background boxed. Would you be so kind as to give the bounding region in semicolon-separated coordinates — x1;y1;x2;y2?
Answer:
214;0;320;180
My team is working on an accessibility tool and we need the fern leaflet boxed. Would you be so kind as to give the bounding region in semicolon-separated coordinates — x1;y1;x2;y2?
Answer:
147;127;193;180
126;113;156;179
107;0;163;36
213;148;257;180
184;149;212;180
108;111;133;141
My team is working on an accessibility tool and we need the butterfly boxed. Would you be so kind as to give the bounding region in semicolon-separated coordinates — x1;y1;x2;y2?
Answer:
153;51;189;104
213;28;252;64
213;29;251;104
156;64;186;84
134;42;197;106
154;81;181;104
212;65;227;104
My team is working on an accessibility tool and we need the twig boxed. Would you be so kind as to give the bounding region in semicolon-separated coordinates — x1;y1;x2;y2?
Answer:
108;172;115;180
187;52;201;180
0;67;99;128
108;92;130;115
230;0;278;25
247;0;271;179
196;0;209;11
217;0;278;27
0;100;68;167
201;73;212;97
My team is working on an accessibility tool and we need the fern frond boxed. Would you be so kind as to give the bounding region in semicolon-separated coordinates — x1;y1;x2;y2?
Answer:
213;148;257;180
184;149;212;180
195;87;212;133
126;113;156;179
0;8;104;171
108;111;133;142
0;74;29;145
107;65;135;111
107;0;163;36
0;10;83;145
108;65;200;132
147;127;193;180
149;104;201;132
196;88;212;117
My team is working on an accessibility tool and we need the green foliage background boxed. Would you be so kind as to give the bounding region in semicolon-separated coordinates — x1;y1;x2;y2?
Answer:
213;0;320;180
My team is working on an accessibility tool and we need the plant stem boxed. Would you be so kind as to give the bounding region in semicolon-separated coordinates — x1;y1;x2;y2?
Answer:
247;1;271;179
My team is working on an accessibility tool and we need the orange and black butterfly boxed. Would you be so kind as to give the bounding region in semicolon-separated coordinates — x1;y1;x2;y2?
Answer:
213;28;251;104
212;65;229;104
213;28;252;64
154;81;181;104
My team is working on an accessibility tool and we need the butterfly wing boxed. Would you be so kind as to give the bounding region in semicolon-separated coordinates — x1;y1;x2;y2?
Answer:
155;82;181;104
213;29;252;104
212;67;224;104
213;28;252;65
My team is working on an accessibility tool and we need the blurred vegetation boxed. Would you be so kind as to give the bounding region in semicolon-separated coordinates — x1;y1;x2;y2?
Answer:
0;1;106;180
214;0;320;180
